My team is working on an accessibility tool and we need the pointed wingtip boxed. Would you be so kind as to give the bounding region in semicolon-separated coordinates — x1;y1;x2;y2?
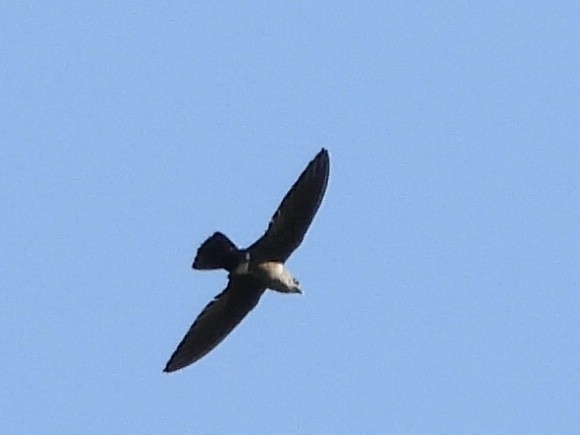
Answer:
163;359;184;373
317;148;330;167
163;360;175;373
164;349;193;373
315;148;330;182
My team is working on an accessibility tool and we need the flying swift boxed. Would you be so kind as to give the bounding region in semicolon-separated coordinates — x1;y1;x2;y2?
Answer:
164;148;330;372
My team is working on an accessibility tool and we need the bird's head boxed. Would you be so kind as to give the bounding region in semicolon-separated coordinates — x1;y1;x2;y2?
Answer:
289;277;302;294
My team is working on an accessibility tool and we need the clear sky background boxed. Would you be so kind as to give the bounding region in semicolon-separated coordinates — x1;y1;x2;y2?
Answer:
2;2;579;434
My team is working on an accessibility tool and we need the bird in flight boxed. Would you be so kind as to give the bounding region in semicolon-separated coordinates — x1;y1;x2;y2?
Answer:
164;148;330;372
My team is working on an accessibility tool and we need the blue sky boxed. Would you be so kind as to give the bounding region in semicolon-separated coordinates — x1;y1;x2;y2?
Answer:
2;2;579;434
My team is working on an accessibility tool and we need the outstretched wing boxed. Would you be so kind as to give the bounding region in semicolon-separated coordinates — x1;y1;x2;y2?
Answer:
164;275;266;373
248;148;330;262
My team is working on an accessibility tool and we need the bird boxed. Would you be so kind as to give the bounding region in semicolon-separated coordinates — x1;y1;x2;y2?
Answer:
163;148;330;372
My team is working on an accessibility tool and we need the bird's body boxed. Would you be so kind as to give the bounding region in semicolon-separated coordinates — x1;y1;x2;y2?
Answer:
164;148;330;373
240;260;301;294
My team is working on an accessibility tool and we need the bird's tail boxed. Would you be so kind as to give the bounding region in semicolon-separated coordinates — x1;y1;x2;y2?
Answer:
192;232;242;272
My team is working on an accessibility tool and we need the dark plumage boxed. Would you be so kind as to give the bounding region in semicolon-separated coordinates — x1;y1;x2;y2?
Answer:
164;149;330;373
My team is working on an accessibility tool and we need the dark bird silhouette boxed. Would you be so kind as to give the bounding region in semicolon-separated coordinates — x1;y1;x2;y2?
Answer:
164;149;330;372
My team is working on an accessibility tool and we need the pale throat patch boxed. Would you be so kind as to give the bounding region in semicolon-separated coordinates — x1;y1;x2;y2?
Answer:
232;257;300;293
257;262;301;293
